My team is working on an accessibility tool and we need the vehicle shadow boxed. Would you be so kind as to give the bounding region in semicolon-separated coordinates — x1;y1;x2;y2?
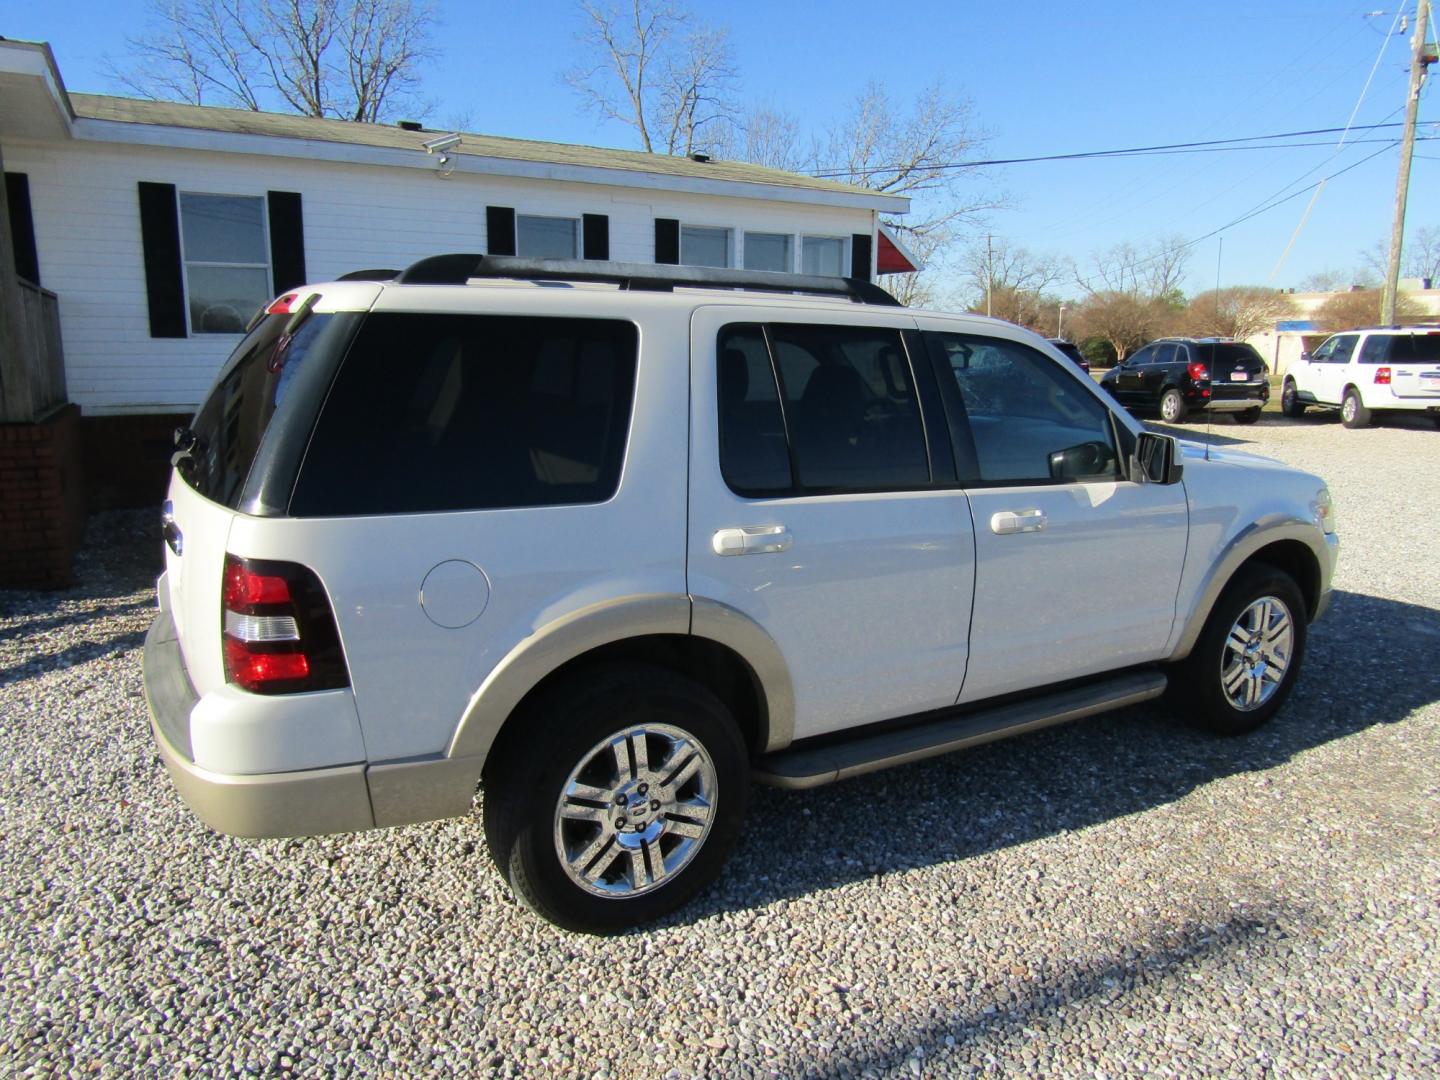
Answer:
667;586;1440;927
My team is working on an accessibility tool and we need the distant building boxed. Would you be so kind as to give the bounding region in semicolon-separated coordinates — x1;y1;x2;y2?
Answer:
1246;279;1440;374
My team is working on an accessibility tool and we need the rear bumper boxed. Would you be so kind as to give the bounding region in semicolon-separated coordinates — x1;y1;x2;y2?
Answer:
1198;397;1267;412
142;612;479;838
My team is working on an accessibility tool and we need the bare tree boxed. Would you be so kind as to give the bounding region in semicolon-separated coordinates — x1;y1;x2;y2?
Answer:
1404;225;1440;283
111;0;434;121
1075;235;1192;301
567;0;736;156
712;104;808;172
1181;287;1296;341
1071;292;1169;363
958;239;1066;321
1297;268;1353;292
1312;288;1422;332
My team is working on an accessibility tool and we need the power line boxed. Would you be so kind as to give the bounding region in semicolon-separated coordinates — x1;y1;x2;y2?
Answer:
808;122;1419;176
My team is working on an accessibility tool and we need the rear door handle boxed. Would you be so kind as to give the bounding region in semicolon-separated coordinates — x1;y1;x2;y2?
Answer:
713;525;793;556
990;509;1047;535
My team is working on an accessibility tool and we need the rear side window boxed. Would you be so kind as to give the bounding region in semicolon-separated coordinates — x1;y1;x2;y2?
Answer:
718;325;793;494
1358;336;1390;364
180;311;345;508
290;314;637;516
1384;334;1440;363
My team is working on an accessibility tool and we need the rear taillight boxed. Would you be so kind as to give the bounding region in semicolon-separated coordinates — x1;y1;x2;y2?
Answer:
221;554;348;694
1374;366;1392;385
1187;361;1209;381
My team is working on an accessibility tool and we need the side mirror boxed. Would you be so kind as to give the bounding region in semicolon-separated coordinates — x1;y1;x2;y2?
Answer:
1049;441;1114;480
1299;351;1313;364
1133;432;1183;485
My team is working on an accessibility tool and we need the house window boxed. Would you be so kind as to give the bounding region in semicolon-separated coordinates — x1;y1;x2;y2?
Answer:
517;215;579;259
744;232;792;273
681;225;732;268
179;193;271;334
802;235;847;277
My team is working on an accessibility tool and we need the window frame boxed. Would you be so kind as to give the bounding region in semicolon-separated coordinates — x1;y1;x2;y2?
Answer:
922;329;1130;490
715;321;945;500
177;190;272;336
516;213;581;259
680;223;734;268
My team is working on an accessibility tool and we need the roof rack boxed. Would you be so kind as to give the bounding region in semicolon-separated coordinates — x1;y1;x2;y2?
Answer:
337;268;401;282
388;254;903;307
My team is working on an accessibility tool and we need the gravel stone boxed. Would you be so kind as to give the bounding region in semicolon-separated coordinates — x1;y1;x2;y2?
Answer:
1;415;1437;1076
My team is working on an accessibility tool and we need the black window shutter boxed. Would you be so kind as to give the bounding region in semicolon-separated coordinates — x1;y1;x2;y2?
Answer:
851;233;873;281
5;173;41;286
137;181;186;338
267;190;306;293
655;218;680;264
582;214;610;261
486;206;516;256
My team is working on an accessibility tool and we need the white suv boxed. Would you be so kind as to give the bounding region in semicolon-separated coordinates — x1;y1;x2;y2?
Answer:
1281;326;1440;428
143;256;1339;932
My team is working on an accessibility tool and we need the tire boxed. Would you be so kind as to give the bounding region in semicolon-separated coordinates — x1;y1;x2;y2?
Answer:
1233;407;1262;425
1280;379;1306;417
1341;387;1371;429
483;663;749;933
1159;387;1188;423
1167;564;1307;736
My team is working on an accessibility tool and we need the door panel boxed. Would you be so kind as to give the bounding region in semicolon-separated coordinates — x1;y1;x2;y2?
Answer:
689;307;975;741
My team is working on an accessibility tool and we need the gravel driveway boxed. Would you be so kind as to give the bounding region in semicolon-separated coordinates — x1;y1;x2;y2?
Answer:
2;415;1437;1078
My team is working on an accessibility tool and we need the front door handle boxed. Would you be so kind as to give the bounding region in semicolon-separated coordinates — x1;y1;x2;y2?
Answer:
713;525;794;556
990;509;1047;535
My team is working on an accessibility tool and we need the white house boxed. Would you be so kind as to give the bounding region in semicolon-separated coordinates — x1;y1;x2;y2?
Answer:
0;38;914;522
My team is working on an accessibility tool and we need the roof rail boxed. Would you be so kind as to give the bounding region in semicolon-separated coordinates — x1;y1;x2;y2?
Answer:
337;268;401;281
390;254;903;307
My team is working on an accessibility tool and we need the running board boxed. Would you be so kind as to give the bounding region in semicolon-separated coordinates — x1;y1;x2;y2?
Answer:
752;670;1168;790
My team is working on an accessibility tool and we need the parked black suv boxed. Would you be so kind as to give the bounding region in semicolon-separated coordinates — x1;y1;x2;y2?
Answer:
1048;338;1090;374
1101;338;1269;424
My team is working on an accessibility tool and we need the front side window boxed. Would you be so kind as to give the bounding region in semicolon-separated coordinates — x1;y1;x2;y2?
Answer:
743;232;792;273
681;225;732;268
1328;335;1359;364
801;236;846;277
180;193;270;334
291;315;637;516
517;215;579;259
1128;345;1154;366
928;332;1120;485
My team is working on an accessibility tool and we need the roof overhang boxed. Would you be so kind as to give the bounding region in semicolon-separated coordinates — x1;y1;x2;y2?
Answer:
0;41;75;142
877;225;922;274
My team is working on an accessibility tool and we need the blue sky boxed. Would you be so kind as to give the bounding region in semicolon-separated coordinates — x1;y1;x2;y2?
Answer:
5;0;1437;295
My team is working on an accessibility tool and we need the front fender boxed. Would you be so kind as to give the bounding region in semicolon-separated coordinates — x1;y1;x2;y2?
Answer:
1169;515;1337;661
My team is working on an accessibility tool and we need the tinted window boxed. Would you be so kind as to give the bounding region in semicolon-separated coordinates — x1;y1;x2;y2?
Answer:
1151;343;1178;365
1329;336;1358;364
291;314;637;516
767;324;929;491
717;325;793;494
1128;346;1154;366
181;311;346;508
929;332;1119;485
1358;336;1390;364
1390;333;1440;363
1195;343;1265;369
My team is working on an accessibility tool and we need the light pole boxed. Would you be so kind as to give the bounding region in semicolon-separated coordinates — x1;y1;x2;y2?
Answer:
1057;303;1066;339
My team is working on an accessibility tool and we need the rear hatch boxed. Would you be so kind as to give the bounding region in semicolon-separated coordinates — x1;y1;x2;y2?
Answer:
1197;342;1267;401
1384;331;1440;399
161;286;377;697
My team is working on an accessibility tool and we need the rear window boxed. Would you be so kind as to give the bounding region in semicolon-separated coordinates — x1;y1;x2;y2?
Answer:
179;310;346;508
289;314;637;516
1194;343;1264;368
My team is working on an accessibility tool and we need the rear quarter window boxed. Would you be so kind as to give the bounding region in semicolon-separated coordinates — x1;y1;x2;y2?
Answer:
290;314;638;516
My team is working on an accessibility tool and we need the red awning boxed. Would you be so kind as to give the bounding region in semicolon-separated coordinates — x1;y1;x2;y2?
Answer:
877;228;919;274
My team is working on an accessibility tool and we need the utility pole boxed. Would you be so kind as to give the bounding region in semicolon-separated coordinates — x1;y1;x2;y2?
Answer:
1382;0;1434;325
985;234;994;318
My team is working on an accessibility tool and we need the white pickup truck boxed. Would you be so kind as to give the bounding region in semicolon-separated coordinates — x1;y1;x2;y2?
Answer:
1281;326;1440;428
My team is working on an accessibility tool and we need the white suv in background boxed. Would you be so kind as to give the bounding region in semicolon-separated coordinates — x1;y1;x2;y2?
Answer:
143;256;1339;933
1281;326;1440;428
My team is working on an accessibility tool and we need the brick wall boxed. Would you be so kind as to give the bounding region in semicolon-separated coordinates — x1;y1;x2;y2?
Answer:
0;404;87;589
81;413;188;510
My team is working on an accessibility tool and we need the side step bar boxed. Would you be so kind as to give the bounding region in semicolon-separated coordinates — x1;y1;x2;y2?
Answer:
752;670;1168;790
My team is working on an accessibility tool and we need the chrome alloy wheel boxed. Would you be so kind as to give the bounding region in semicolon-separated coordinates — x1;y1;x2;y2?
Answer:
553;723;718;899
1341;394;1357;424
1220;596;1294;711
1161;392;1182;422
